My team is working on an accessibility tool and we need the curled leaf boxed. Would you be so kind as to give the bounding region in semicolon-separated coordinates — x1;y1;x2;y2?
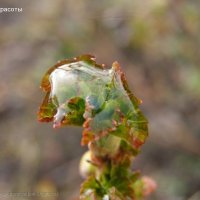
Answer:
38;55;148;155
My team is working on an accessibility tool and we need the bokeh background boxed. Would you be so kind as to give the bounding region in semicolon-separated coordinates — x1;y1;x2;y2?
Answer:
0;0;200;200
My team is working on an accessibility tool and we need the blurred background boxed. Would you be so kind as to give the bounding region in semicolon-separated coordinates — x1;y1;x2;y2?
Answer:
0;0;200;199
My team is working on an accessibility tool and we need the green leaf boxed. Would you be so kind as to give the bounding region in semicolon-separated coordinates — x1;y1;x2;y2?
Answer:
38;55;148;154
80;176;105;198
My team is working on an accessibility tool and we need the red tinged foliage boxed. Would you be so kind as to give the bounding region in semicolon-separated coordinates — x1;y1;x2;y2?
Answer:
38;55;154;199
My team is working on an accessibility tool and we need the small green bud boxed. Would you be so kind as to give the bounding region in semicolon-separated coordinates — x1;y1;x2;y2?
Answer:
79;151;96;178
